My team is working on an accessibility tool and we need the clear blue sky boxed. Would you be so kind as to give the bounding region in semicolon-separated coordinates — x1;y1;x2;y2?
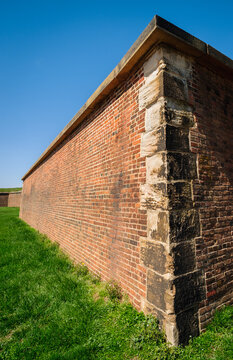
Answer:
1;0;232;188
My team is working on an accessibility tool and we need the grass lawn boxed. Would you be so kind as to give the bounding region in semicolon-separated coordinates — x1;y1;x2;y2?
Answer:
0;208;232;360
0;188;22;193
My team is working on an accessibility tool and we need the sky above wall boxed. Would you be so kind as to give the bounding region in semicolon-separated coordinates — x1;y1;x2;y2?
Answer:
0;0;233;187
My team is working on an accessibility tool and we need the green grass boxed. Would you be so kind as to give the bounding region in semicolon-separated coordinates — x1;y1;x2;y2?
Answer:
0;208;232;360
0;188;22;193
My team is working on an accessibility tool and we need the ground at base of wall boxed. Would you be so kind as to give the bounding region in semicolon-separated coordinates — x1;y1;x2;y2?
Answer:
0;207;232;360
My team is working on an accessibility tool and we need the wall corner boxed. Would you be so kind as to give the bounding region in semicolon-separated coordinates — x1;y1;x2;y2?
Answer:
139;45;205;345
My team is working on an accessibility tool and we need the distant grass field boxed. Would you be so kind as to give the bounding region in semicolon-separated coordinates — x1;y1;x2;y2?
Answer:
0;207;232;360
0;188;22;193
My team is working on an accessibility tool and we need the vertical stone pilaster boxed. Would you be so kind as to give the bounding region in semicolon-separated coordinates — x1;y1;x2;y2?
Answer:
139;45;204;345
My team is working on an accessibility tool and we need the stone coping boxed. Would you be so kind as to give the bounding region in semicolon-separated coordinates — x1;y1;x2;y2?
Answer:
22;15;233;181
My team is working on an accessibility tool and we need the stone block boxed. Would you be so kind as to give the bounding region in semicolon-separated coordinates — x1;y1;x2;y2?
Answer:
147;209;169;242
172;241;196;275
163;72;188;102
146;152;166;182
167;152;197;180
176;307;199;345
167;182;192;210
139;71;163;109
169;209;200;242
141;182;193;211
143;48;164;77
147;270;172;311
140;183;168;210
145;99;164;132
141;127;165;157
174;271;205;313
163;98;194;127
140;71;188;110
166;125;190;152
148;270;204;317
140;240;169;274
157;44;193;77
141;240;169;274
147;270;204;344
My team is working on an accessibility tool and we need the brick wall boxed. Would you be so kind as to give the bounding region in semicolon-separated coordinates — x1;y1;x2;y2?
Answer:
20;18;233;345
189;63;233;330
20;67;148;309
0;192;22;207
0;194;9;207
8;192;22;207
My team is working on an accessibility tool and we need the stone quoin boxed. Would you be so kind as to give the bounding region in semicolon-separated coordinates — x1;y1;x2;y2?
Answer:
20;16;233;345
